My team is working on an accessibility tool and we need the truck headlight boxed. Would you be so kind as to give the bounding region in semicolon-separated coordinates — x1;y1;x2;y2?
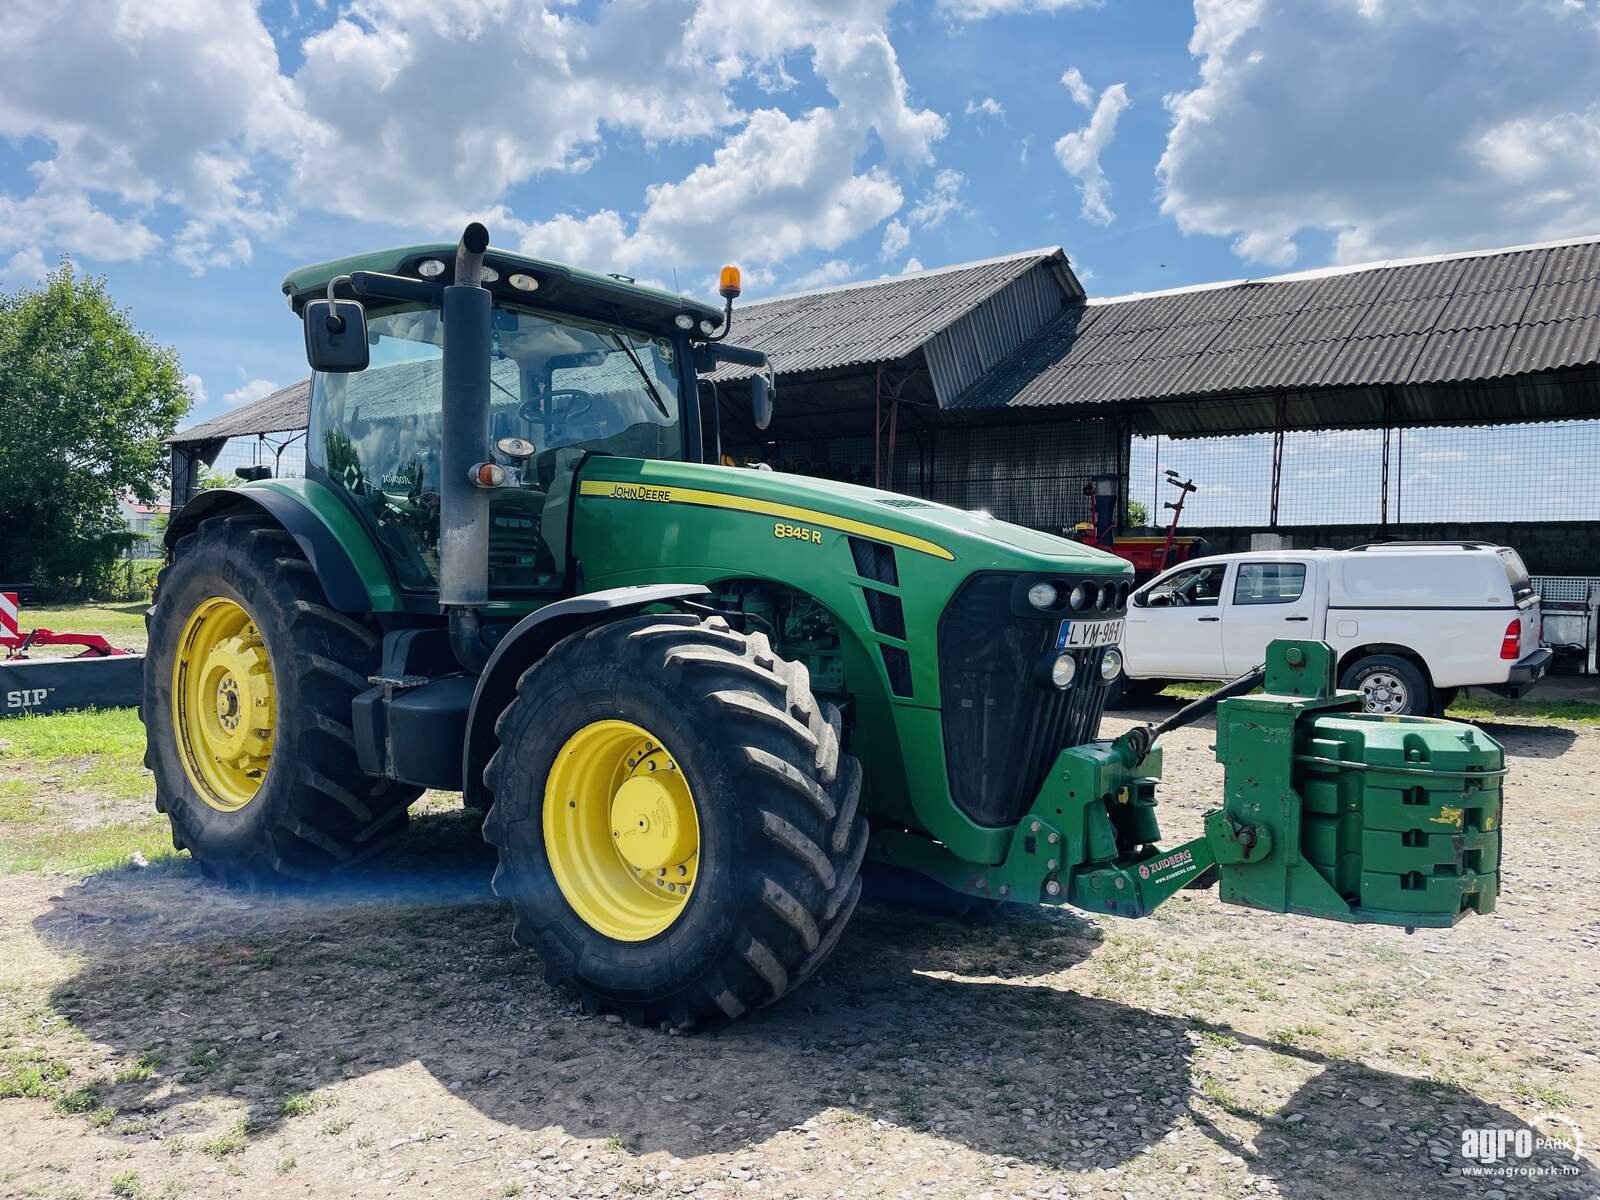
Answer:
1050;653;1076;689
1027;581;1059;610
1100;648;1123;682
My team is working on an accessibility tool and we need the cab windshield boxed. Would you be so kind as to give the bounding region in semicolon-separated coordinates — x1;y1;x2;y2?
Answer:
309;303;685;594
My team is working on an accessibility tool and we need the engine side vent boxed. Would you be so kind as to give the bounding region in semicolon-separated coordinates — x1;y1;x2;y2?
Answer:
880;646;914;696
848;537;899;586
863;588;907;640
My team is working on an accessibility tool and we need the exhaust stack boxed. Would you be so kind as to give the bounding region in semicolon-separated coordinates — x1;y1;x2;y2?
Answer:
439;223;494;664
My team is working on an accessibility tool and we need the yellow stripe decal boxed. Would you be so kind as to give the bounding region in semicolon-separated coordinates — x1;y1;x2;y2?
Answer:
579;480;955;560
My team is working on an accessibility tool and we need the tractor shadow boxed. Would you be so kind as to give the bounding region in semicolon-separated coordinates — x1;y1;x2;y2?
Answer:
35;810;1593;1198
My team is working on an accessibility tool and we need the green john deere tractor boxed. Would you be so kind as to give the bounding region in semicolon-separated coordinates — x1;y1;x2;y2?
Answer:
144;224;1505;1027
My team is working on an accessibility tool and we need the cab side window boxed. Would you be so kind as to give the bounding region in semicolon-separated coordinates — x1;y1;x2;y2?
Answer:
1142;564;1224;608
1233;563;1307;605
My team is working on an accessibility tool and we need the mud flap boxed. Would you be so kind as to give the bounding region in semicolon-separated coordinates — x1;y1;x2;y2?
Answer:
0;655;145;717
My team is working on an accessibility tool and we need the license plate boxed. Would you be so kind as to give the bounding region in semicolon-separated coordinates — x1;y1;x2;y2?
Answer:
1056;618;1124;649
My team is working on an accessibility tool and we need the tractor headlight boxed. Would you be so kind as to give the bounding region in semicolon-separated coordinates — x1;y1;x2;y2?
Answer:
1069;582;1094;611
1027;581;1058;610
1050;653;1076;689
700;318;718;336
674;313;696;330
1100;648;1123;682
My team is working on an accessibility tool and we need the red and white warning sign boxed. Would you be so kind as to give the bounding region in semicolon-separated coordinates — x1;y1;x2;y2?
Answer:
0;592;18;639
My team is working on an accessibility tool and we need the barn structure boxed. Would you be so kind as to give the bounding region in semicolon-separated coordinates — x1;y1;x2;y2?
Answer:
169;234;1600;574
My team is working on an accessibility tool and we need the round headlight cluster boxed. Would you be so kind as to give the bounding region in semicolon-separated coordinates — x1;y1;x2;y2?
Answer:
1050;653;1076;689
1100;647;1124;682
1026;581;1059;610
1069;582;1095;611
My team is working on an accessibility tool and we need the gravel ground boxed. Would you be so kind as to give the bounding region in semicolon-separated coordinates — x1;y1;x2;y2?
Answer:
1;702;1596;1200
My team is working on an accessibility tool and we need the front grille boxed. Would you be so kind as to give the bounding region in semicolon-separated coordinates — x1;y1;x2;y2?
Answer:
938;573;1114;828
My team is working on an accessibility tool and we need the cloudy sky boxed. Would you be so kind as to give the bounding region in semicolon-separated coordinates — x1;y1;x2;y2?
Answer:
3;0;1599;426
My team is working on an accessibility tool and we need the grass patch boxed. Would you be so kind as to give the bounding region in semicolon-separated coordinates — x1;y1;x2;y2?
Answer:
0;1053;72;1099
0;820;180;876
201;1120;250;1159
0;707;146;772
1156;681;1600;725
279;1092;322;1118
53;1085;100;1115
0;707;174;873
109;1171;143;1199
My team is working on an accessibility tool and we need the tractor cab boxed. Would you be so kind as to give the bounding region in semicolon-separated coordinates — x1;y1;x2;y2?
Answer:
281;234;768;601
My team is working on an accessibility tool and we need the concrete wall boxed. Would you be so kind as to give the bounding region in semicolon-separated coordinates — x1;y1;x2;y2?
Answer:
1180;521;1599;577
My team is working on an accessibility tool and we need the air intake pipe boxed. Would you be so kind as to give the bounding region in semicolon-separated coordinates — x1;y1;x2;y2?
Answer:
439;222;496;670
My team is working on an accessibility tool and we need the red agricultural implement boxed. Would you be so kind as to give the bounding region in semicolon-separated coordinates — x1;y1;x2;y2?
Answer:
1072;472;1210;584
1;592;145;717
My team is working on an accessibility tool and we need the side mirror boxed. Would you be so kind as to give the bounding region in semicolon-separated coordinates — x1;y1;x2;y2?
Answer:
303;297;370;373
752;370;773;431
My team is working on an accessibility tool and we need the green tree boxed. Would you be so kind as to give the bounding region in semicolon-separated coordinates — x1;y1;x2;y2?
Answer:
0;261;191;597
1125;499;1151;527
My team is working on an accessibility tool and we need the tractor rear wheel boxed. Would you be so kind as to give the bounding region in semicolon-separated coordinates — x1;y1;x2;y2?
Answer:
143;513;419;885
483;612;866;1027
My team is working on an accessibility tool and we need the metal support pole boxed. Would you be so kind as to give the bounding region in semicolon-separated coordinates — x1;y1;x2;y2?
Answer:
1380;427;1391;528
876;364;889;489
1269;398;1285;528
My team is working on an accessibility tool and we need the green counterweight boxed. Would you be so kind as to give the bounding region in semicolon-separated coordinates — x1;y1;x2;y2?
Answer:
871;640;1503;930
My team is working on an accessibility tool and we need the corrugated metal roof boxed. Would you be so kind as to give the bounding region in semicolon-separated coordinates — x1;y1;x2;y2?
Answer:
169;380;311;445
712;248;1076;380
954;234;1600;427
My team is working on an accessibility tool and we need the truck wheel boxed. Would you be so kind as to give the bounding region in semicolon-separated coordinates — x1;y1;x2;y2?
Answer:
1340;654;1432;716
483;612;867;1028
143;514;419;885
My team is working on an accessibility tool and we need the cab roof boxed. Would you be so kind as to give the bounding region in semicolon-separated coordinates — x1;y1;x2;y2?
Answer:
281;242;723;336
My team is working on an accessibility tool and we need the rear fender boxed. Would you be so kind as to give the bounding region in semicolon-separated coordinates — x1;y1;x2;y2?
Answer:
461;583;710;808
165;484;386;613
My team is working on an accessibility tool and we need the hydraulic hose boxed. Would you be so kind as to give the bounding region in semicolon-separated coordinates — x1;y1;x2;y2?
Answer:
1115;664;1267;766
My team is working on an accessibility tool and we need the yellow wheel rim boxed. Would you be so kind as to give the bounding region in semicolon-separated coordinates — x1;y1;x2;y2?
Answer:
544;719;700;942
171;597;276;813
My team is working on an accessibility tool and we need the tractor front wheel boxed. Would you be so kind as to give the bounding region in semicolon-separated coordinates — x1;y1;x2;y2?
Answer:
143;514;418;884
483;612;867;1027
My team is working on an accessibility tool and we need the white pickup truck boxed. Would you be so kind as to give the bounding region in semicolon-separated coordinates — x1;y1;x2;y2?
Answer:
1114;542;1551;715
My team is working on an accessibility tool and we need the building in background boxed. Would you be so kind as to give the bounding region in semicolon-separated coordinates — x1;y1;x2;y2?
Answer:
167;235;1600;575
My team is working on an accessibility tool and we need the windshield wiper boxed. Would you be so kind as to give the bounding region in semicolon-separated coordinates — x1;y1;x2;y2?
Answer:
609;331;671;419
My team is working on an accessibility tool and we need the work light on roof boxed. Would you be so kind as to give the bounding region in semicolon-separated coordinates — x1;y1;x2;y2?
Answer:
508;273;538;292
674;313;695;330
417;258;446;278
699;319;718;336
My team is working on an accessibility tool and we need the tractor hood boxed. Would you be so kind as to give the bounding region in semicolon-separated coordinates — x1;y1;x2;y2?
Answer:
578;458;1131;576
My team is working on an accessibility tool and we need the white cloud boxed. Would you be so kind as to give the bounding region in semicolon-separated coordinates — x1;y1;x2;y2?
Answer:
0;0;297;274
908;168;968;229
1060;67;1093;108
939;0;1098;20
0;0;949;289
788;259;857;290
291;0;740;227
1158;0;1600;267
880;218;911;261
182;373;208;408
2;248;49;283
965;97;1005;119
1054;76;1129;225
902;256;925;273
223;379;279;408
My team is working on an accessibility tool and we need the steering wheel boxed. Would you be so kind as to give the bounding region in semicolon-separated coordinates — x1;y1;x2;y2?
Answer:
1170;591;1189;607
519;388;596;425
